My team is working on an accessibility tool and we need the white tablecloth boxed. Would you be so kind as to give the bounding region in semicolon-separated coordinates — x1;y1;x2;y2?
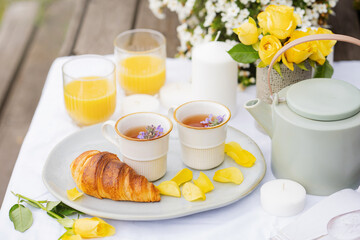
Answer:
0;58;359;239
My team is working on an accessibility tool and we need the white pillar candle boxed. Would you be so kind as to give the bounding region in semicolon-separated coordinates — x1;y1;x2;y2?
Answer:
192;41;238;115
159;82;192;109
121;94;160;116
260;179;306;217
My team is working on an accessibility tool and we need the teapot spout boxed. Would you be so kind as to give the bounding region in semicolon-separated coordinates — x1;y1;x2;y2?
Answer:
244;99;273;138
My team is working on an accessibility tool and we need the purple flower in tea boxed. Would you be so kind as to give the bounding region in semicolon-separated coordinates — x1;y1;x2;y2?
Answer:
200;114;225;127
137;124;164;139
200;114;213;125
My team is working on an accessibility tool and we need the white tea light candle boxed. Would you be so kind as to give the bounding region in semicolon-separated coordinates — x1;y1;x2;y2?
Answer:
192;41;238;115
159;82;192;109
121;94;160;116
260;179;306;217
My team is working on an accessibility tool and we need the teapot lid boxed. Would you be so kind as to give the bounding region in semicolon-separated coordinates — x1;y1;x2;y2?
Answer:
286;78;360;121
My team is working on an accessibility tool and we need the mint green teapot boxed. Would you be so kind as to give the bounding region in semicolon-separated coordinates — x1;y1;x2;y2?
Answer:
245;34;360;196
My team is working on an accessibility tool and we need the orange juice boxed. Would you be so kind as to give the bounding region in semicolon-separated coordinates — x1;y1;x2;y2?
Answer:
119;55;165;95
64;76;116;126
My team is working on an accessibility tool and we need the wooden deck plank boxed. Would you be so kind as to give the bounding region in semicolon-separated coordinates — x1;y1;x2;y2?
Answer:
59;0;88;56
0;2;39;112
0;0;77;205
329;0;360;60
73;0;137;55
134;0;180;57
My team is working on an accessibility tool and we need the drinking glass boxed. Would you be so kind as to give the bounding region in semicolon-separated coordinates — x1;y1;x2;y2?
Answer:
62;55;116;126
114;29;166;95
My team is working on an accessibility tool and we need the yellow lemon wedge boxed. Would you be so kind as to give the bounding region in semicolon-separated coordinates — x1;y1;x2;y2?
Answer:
67;187;83;201
193;172;214;193
171;168;193;186
213;167;244;185
182;182;206;202
74;217;115;238
157;181;181;197
225;141;256;167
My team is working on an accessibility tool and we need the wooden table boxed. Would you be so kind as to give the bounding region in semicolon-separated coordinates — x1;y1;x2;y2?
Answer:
0;0;358;206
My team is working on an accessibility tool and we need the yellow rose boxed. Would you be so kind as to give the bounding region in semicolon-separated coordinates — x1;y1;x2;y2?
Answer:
259;35;282;65
308;28;336;65
258;5;301;40
283;30;314;70
233;17;260;45
73;217;115;238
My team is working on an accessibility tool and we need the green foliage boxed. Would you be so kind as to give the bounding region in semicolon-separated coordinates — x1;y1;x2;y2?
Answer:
9;204;33;232
10;192;82;234
314;59;334;78
228;43;259;63
296;62;309;71
273;63;283;78
50;202;83;218
57;218;75;229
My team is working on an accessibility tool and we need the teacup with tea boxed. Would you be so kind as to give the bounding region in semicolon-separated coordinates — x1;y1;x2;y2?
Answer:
173;100;231;170
102;112;173;181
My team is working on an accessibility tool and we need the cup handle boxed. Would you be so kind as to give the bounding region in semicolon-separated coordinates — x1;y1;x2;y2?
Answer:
168;107;179;138
168;107;175;120
101;120;121;148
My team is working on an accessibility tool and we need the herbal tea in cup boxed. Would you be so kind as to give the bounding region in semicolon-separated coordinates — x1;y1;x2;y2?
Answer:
174;101;231;170
182;114;226;128
62;55;116;126
102;112;173;181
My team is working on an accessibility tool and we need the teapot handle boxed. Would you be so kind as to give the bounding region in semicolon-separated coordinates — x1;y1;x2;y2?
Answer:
267;34;360;100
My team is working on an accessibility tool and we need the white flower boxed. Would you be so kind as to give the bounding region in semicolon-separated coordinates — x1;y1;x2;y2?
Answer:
329;0;338;8
204;13;216;27
149;0;165;19
226;2;240;18
151;0;339;60
313;3;328;14
167;0;179;12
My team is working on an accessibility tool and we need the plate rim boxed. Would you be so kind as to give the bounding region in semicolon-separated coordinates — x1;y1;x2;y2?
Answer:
42;125;266;221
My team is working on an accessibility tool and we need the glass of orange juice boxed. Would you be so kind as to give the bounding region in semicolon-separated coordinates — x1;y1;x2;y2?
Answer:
114;29;166;95
62;55;116;126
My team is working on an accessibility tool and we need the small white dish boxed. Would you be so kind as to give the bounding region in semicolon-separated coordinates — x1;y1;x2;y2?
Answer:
42;124;266;221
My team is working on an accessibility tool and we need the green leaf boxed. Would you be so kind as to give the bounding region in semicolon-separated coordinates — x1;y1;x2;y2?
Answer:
273;63;283;78
51;202;83;218
296;62;309;71
257;61;267;68
57;218;75;229
228;43;259;63
9;204;33;232
308;59;316;68
46;201;61;211
314;60;334;78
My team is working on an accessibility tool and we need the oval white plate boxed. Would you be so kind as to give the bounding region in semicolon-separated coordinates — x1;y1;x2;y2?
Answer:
42;124;266;221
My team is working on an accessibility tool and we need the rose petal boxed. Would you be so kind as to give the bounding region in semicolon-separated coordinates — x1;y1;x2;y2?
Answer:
74;218;100;238
92;217;116;237
67;187;84;201
60;229;82;240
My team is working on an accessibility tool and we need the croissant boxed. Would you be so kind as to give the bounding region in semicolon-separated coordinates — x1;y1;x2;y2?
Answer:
70;150;160;202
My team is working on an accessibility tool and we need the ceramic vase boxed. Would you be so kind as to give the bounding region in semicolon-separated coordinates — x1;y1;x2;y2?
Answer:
256;61;312;104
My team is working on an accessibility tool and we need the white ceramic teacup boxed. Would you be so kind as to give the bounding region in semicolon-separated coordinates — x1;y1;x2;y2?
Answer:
102;112;173;181
174;101;231;170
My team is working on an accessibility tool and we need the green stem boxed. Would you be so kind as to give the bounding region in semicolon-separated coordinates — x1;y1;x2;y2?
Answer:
11;192;63;220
